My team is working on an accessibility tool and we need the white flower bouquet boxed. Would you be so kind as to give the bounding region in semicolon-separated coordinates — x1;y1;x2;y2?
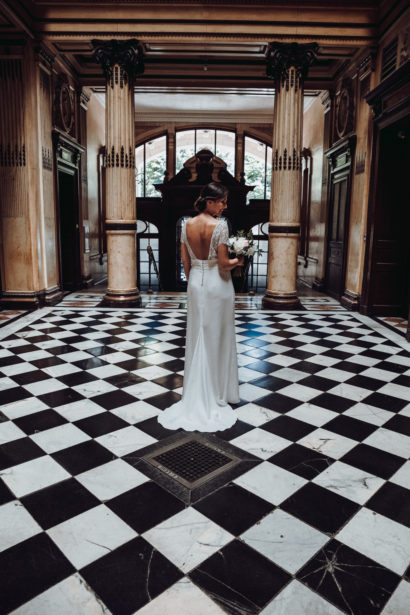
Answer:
227;230;262;258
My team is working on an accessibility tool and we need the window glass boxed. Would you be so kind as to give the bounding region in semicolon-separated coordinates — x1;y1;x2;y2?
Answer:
176;130;195;173
216;130;235;176
145;136;166;197
135;144;145;197
196;128;215;153
244;137;266;200
248;223;269;293
135;136;166;197
137;222;160;290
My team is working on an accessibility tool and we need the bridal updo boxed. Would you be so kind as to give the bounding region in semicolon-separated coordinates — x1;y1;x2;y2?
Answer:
194;182;228;212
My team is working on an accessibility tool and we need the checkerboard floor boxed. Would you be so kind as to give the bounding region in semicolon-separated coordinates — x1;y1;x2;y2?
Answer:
1;305;410;615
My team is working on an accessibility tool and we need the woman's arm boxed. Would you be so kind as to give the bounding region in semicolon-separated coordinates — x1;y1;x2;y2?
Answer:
217;244;245;271
181;242;191;280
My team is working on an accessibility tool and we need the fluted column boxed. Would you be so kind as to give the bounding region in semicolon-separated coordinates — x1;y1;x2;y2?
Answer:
92;39;144;306
263;42;318;309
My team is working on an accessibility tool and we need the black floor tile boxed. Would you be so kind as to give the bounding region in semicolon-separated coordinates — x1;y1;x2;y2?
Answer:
80;537;183;615
310;392;356;413
324;415;377;441
340;443;405;480
74;412;129;438
366;482;410;527
52;439;115;474
256;392;300;413
146;391;181;410
189;539;291;615
107;481;185;533
346;374;385;391
362;392;408;412
91;389;137;410
281;482;360;534
57;371;98;387
194;483;274;536
297;539;400;615
152;373;184;390
250;375;290;391
210;420;254;441
262;416;316;440
21;477;100;529
14;409;67;435
11;370;51;385
0;437;44;470
135;416;178;440
0;533;74;614
268;443;335;480
245;360;277;374
0;478;14;505
0;386;31;406
298;374;338;391
383;414;410;436
38;388;85;408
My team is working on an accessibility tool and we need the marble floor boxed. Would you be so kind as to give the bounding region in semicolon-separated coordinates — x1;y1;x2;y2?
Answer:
1;292;410;615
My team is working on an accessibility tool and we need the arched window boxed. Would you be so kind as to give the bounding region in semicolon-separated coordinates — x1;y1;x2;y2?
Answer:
244;136;272;201
137;221;160;290
135;135;167;197
248;222;269;292
176;129;235;175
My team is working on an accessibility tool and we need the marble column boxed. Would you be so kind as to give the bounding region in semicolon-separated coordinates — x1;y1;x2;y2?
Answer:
263;42;318;309
92;39;144;306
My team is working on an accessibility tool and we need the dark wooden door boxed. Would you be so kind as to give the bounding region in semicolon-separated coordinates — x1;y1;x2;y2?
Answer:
324;137;355;300
57;169;81;290
367;114;410;316
326;176;349;298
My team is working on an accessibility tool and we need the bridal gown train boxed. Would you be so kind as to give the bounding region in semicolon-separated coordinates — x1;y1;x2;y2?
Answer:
158;219;239;432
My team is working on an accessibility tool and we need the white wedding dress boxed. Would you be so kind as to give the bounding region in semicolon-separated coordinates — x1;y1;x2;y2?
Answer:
158;219;239;432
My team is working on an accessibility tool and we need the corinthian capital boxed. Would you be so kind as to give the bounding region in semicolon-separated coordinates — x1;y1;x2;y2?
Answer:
92;39;144;87
266;42;319;85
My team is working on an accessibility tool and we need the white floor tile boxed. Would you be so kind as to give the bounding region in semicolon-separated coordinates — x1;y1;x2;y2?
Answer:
287;403;338;427
76;459;149;500
47;504;137;569
234;403;279;426
30;423;91;453
134;577;226;615
72;380;118;398
23;378;67;396
343;402;394;426
234;461;306;505
9;572;111;615
1;456;70;498
297;428;357;459
390;461;410;490
260;580;344;615
337;507;410;575
238;383;270;401
0;421;26;445
241;508;328;574
363;428;410;459
55;399;106;422
143;508;233;573
0;500;42;551
312;461;385;504
230;428;290;459
110;400;160;424
96;426;157;456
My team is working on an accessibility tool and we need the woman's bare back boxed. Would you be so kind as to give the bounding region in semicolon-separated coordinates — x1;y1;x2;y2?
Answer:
185;216;218;260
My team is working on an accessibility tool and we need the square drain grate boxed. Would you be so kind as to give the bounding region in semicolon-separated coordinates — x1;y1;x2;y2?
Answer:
143;435;238;489
133;432;260;504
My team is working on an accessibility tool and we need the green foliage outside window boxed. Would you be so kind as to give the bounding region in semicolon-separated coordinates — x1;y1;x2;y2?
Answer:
145;154;166;197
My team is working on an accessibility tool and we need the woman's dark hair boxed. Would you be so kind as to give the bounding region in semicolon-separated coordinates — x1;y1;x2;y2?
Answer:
194;182;228;212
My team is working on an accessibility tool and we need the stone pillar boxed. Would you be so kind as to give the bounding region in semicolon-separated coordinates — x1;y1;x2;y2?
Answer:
263;42;318;309
0;42;62;309
92;39;144;306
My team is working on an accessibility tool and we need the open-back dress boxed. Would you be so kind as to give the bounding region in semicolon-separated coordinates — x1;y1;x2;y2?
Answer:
157;218;239;432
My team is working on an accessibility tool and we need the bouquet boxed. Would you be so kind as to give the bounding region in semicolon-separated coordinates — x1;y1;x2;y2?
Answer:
227;230;262;258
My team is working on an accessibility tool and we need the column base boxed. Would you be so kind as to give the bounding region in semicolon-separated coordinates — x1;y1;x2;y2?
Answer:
312;277;325;292
44;286;64;306
262;292;302;310
100;288;141;308
340;289;360;311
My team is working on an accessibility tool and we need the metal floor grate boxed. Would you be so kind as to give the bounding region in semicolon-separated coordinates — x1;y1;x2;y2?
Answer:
154;440;231;483
142;434;239;489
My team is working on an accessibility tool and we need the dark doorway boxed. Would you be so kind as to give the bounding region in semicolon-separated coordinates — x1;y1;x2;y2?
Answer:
324;137;356;299
57;169;81;290
365;114;410;316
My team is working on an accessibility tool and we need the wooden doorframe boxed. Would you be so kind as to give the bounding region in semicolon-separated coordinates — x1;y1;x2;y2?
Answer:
361;61;410;315
324;135;356;299
52;129;85;292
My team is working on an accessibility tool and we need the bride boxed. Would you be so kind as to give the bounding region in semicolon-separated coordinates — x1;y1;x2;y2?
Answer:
158;182;244;432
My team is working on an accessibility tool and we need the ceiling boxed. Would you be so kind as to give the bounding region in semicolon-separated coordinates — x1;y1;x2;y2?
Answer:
0;0;407;93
